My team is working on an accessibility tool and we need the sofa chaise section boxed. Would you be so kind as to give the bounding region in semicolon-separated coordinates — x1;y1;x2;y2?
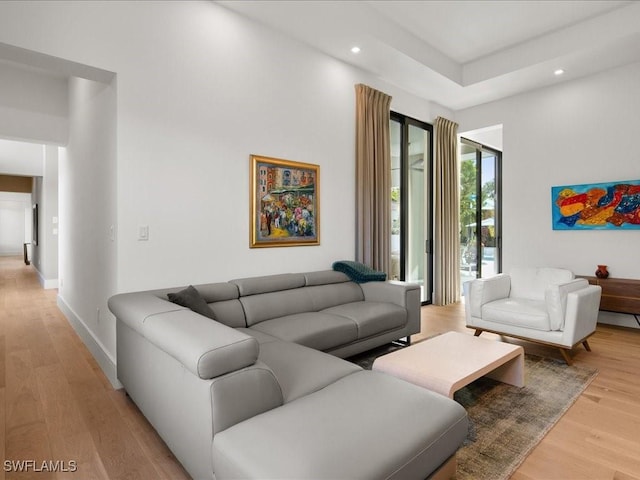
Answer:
213;370;468;480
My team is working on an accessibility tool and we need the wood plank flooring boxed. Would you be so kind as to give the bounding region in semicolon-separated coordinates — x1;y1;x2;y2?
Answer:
0;256;190;480
418;303;640;480
1;255;639;479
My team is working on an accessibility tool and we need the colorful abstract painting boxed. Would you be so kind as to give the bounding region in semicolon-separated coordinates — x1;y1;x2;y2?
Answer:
552;180;640;230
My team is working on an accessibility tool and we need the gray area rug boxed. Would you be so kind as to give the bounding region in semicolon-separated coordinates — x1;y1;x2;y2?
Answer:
348;345;598;480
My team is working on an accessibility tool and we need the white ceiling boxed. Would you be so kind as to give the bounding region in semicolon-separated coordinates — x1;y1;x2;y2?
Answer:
218;0;640;110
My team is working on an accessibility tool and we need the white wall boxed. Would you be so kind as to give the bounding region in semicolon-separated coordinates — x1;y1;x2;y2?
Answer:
0;1;440;383
42;145;59;284
58;76;117;383
0;203;24;254
0;1;438;286
0;191;30;255
460;125;503;151
0;138;44;176
456;62;640;327
456;61;640;278
0;60;68;145
31;145;59;288
109;2;439;291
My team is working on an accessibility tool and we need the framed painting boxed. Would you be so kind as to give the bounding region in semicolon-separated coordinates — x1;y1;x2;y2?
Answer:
551;179;640;230
250;155;320;247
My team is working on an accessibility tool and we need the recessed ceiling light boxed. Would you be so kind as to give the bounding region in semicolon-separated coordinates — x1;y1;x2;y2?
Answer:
554;69;565;76
351;46;361;54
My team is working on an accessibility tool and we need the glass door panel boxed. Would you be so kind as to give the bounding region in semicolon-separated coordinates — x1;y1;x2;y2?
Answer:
460;138;502;291
390;114;432;304
459;143;478;288
481;151;498;277
390;118;401;282
406;125;428;300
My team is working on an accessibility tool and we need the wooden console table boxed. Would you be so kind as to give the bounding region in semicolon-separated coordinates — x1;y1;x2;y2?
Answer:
578;276;640;327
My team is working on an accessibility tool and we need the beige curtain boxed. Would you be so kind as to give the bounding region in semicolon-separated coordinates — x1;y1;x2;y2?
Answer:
354;84;392;274
434;116;461;305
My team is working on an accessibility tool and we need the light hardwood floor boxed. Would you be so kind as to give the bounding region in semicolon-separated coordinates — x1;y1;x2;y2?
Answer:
1;256;639;479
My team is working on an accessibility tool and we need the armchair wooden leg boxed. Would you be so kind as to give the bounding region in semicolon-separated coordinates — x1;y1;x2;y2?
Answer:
474;329;482;337
582;340;592;352
559;348;573;366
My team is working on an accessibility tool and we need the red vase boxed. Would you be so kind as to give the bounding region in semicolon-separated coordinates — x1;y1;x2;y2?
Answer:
595;265;609;279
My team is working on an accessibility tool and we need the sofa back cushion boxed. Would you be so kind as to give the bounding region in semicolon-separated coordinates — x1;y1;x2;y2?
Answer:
231;273;306;296
509;267;575;301
239;289;313;326
159;271;368;328
307;283;364;311
230;274;305;327
232;271;364;327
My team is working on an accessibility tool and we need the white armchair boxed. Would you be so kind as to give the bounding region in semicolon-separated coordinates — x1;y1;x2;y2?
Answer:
464;267;602;365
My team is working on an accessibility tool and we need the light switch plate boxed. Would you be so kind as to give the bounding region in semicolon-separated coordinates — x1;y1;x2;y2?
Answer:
138;225;149;241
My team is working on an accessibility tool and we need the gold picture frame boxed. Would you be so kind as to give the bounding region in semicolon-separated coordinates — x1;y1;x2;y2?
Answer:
250;154;320;248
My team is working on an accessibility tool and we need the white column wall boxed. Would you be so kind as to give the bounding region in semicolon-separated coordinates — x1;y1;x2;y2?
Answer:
34;145;59;288
58;77;117;382
31;145;59;287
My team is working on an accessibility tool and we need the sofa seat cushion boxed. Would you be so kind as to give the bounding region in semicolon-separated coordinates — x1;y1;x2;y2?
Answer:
482;298;551;331
322;301;407;339
250;312;358;351
212;370;468;480
257;340;361;402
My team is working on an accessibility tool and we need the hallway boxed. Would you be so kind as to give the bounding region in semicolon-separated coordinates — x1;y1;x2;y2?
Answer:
0;256;189;480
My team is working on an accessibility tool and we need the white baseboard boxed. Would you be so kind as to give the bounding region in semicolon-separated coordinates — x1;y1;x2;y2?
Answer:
36;268;59;289
57;295;122;389
44;278;59;289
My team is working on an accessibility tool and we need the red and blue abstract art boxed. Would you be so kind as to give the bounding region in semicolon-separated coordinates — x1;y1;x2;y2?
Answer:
552;180;640;230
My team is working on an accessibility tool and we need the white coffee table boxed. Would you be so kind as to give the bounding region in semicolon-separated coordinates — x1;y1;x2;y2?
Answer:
372;331;525;398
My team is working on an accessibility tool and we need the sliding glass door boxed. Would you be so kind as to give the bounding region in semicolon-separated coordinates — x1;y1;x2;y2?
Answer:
459;138;502;289
390;113;433;304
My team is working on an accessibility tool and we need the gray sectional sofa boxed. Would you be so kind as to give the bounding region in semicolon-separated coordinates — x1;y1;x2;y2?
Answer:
109;269;468;480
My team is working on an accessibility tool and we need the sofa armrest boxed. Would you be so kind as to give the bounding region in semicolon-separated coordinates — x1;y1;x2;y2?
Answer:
545;278;591;330
360;281;421;335
561;284;602;345
109;291;186;321
109;293;259;379
211;361;284;434
467;274;511;318
359;280;419;307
